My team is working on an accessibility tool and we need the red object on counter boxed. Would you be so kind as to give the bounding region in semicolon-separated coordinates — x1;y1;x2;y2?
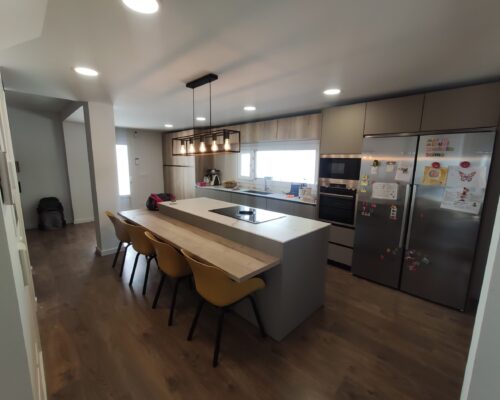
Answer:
432;162;440;169
460;161;471;168
197;181;207;186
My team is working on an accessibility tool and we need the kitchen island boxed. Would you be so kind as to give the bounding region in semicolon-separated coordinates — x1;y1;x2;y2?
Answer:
158;197;329;341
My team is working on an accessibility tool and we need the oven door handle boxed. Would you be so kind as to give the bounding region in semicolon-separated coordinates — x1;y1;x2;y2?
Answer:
320;193;355;199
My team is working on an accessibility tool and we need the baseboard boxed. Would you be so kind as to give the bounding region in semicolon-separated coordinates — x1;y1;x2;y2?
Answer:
95;246;118;257
74;217;94;224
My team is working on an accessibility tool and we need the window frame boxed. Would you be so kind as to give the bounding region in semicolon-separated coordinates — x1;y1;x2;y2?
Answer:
237;140;319;185
116;144;131;197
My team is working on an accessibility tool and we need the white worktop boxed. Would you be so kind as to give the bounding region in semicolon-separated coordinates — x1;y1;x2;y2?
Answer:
195;185;317;206
160;197;329;244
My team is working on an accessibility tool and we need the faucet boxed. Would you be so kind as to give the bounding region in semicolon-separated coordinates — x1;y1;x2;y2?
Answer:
264;176;272;192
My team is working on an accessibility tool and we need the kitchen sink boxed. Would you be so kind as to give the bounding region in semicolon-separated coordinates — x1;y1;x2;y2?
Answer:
244;190;273;195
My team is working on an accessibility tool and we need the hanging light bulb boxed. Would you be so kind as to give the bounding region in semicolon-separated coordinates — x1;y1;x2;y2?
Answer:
180;140;186;155
211;135;218;152
199;137;207;153
223;133;231;151
188;138;195;154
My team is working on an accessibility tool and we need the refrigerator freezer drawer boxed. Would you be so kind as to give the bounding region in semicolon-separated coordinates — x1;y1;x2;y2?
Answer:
329;225;355;247
328;243;353;266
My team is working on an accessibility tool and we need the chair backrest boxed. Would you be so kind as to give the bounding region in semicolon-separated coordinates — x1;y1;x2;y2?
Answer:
105;211;130;243
180;249;237;306
144;232;191;278
124;221;154;256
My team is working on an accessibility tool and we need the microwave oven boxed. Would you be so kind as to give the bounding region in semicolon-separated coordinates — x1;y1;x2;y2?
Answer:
319;155;361;181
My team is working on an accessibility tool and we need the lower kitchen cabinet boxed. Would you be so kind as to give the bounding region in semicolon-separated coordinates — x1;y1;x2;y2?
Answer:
327;225;355;267
231;192;267;208
266;198;317;219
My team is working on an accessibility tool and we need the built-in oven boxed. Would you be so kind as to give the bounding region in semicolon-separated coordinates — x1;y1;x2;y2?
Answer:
319;154;361;180
318;184;357;227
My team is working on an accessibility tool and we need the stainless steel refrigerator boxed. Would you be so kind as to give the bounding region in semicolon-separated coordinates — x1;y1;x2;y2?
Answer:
352;131;495;310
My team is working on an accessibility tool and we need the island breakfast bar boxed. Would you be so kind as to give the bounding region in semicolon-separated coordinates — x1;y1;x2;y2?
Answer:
121;197;329;341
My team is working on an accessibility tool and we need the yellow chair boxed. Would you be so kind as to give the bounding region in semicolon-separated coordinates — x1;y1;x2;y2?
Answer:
124;221;156;295
105;211;132;276
145;232;192;326
181;249;266;367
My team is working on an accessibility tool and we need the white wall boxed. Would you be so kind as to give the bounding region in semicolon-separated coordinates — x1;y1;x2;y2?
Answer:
461;198;500;399
7;107;73;229
62;120;93;224
116;128;164;210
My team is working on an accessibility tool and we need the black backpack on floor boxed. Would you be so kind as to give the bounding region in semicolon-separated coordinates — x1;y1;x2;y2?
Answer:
38;197;66;230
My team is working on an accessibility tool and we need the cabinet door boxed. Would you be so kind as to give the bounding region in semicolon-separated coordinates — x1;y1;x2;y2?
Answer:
247;195;267;209
230;192;249;206
277;114;321;141
364;94;424;135
421;82;500;131
240;120;277;143
266;198;298;216
321;103;365;154
296;203;317;219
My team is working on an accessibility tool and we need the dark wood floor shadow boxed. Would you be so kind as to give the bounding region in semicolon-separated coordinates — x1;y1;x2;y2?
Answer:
27;223;474;400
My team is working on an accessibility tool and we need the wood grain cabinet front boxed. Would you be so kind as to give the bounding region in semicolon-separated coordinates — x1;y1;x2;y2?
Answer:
277;114;321;141
364;94;424;135
421;82;500;131
240;120;278;143
321;103;366;154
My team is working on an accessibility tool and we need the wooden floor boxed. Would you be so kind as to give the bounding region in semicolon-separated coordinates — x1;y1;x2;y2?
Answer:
28;223;474;400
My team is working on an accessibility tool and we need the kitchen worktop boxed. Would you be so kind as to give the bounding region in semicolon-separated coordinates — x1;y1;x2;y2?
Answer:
160;197;328;243
195;184;317;206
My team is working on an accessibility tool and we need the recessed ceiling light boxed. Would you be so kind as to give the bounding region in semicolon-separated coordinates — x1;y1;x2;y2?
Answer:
122;0;159;14
196;117;206;121
244;105;256;111
73;67;99;77
323;88;341;96
164;124;173;128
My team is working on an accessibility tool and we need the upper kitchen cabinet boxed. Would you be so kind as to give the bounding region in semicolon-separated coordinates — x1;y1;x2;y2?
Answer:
320;103;365;154
421;82;500;131
277;114;321;141
240;120;278;143
364;94;424;135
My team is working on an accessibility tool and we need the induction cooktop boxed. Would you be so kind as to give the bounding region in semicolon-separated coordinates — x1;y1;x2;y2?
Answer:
209;206;286;224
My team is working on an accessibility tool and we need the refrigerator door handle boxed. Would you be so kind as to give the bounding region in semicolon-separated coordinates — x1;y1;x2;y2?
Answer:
405;184;417;250
398;184;411;248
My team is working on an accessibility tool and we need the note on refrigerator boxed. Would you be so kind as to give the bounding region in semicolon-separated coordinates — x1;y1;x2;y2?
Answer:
395;161;413;183
372;182;398;200
440;187;484;215
421;166;448;186
446;166;487;190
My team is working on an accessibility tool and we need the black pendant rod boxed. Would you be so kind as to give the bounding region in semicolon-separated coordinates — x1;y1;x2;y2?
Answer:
192;87;195;132
209;81;212;131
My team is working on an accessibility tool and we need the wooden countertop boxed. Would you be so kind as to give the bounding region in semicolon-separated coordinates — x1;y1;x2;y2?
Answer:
119;209;280;282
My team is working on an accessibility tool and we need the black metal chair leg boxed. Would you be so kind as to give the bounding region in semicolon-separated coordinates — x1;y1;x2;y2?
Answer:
187;298;205;341
129;252;140;287
142;256;152;296
112;241;123;268
120;244;130;277
249;295;267;338
152;272;166;309
213;308;226;368
168;278;182;326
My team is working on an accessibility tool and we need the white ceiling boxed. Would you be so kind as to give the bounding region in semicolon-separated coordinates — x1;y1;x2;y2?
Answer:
5;90;73;114
1;0;500;130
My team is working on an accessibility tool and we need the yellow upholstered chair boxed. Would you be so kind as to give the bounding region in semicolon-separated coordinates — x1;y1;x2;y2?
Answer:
105;211;132;275
124;221;155;295
181;249;266;367
145;232;192;325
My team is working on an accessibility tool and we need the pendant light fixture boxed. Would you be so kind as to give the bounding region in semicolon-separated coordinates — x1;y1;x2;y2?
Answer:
171;73;240;156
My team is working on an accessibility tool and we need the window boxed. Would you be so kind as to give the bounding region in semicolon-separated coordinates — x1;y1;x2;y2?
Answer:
116;144;131;196
238;141;318;184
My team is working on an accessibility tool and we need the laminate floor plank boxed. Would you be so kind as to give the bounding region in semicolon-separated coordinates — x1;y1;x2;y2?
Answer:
27;223;473;400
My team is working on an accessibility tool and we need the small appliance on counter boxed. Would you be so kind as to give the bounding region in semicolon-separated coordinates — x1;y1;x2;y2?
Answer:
205;169;221;186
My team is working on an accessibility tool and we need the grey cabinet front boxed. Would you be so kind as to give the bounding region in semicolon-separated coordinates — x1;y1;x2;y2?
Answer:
321;103;365;154
364;95;424;135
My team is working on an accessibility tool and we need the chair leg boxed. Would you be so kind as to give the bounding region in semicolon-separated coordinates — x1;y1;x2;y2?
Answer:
152;272;166;309
187;298;205;341
119;244;130;277
112;241;123;268
142;256;152;296
168;278;182;326
213;308;226;368
129;252;140;287
249;295;267;338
